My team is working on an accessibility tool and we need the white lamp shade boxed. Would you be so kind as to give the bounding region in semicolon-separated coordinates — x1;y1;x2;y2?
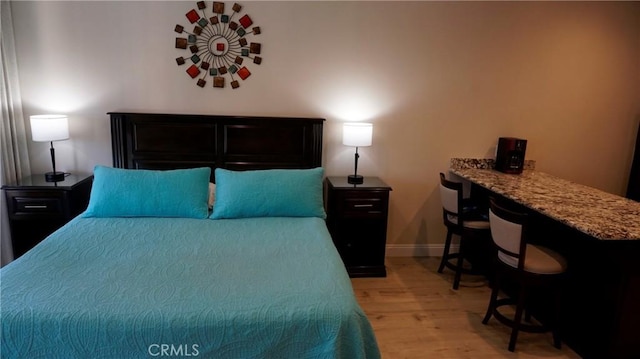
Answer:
30;115;69;142
343;122;373;147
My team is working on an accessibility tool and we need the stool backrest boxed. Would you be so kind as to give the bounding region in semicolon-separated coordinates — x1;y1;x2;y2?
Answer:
488;198;528;270
439;173;463;222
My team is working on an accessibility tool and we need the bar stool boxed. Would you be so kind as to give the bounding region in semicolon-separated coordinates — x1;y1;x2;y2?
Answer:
482;198;567;352
437;172;490;290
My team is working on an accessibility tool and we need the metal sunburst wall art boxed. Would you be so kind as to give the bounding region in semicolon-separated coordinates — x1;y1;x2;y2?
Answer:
174;1;262;89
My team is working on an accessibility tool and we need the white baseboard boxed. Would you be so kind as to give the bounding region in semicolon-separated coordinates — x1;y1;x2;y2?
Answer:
386;244;459;257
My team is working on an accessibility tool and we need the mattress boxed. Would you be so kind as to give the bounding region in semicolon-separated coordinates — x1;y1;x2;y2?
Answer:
0;216;380;359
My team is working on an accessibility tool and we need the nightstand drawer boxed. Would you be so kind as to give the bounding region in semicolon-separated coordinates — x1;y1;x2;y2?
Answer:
338;192;388;218
14;197;63;214
343;197;384;214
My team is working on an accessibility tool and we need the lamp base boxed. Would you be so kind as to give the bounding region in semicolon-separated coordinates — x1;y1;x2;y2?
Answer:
45;171;66;182
347;174;364;184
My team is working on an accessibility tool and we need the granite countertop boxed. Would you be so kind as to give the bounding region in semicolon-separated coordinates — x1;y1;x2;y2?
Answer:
449;167;640;241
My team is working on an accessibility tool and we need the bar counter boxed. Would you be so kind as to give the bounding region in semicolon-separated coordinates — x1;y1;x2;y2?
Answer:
450;168;640;240
449;159;640;359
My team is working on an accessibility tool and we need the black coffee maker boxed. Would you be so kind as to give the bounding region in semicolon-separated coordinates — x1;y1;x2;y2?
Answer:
495;137;527;174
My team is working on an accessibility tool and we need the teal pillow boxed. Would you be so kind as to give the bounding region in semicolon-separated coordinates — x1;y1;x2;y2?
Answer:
210;168;326;219
83;166;210;218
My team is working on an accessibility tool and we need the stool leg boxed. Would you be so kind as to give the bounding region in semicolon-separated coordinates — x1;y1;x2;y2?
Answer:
508;285;527;352
482;272;500;325
438;229;453;274
453;234;465;290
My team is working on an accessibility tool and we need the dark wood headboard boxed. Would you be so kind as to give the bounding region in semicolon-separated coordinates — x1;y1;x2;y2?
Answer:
109;112;324;181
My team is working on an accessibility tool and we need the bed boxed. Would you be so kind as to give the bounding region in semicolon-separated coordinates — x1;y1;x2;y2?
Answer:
0;113;381;359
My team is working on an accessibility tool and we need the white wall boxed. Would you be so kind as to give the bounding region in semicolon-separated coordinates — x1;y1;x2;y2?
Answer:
11;1;640;251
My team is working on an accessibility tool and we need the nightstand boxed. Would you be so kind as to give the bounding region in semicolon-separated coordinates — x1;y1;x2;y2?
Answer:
324;176;392;277
2;174;93;258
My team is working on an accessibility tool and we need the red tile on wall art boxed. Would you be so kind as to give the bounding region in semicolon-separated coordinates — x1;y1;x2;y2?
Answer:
186;65;200;78
216;43;225;51
185;9;200;23
237;67;251;80
239;15;253;28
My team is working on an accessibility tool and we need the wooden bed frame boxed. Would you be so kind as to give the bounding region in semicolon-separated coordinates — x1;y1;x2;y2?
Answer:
109;112;324;179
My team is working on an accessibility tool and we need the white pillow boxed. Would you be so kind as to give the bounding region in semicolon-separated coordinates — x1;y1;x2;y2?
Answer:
208;182;216;209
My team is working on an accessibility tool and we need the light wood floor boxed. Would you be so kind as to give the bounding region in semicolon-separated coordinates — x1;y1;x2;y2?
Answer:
351;257;581;359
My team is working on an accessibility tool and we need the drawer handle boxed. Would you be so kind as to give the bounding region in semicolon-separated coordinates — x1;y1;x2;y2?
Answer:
24;205;48;209
353;204;374;208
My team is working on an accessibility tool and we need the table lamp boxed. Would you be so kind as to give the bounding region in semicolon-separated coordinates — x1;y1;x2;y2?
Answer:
343;122;372;184
30;114;69;182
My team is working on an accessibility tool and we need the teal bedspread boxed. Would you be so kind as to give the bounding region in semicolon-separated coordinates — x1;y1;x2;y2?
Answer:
0;217;380;359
